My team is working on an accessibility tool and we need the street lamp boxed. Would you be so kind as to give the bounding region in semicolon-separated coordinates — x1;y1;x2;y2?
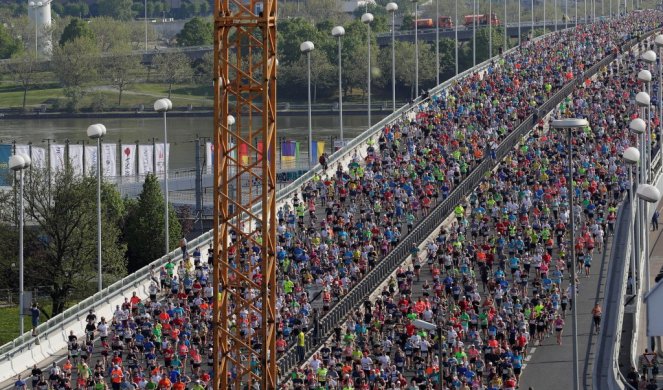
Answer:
638;71;652;183
551;117;589;390
411;319;443;388
435;0;440;85
642;50;657;176
637;183;661;303
623;146;641;293
154;98;172;254
86;123;107;292
638;182;662;353
655;35;663;153
332;26;345;146
410;0;419;96
9;153;31;335
630;117;646;262
300;41;315;168
386;3;398;111
361;13;374;127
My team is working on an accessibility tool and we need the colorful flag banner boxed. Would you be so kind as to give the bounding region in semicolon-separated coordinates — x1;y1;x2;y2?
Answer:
138;144;154;175
281;140;297;162
85;146;98;176
68;144;84;176
310;141;325;162
121;144;136;176
0;144;12;186
238;142;249;165
50;144;66;173
154;143;170;174
102;143;117;177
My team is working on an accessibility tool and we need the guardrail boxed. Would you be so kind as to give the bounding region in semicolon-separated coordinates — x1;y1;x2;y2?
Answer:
594;197;633;390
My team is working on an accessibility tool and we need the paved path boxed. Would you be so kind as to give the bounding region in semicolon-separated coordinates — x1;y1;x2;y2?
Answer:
517;229;612;390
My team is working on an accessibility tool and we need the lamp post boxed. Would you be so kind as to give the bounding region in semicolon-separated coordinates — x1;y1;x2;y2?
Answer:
630;117;647;271
489;0;493;58
411;319;442;390
332;26;345;144
635;92;650;265
504;0;508;52
145;0;148;51
518;0;522;45
386;3;398;110
456;0;460;74
473;0;477;66
9;153;31;335
623;146;641;293
154;98;172;255
436;0;440;84
86;124;107;292
551;118;589;390
411;0;420;95
655;34;663;154
300;41;315;168
361;13;374;127
642;50;657;179
637;70;653;183
637;183;661;352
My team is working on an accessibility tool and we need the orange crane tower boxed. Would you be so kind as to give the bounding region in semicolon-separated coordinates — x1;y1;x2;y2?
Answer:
212;0;278;387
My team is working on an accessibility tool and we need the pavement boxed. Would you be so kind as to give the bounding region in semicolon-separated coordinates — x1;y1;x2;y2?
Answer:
517;222;612;390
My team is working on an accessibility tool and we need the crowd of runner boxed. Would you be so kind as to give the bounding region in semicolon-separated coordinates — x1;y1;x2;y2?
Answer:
13;12;663;390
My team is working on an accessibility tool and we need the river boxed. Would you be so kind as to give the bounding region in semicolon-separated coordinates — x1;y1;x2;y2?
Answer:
0;114;384;170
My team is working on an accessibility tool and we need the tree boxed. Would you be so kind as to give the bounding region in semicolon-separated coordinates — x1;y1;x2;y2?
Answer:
387;40;436;98
124;174;182;272
88;16;132;53
96;0;135;20
0;22;21;59
7;51;41;111
152;51;193;98
51;37;99;111
176;17;212;46
103;48;141;105
59;18;95;47
0;168;127;315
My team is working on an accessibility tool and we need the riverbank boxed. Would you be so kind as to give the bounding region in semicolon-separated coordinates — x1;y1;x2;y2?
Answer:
0;105;402;120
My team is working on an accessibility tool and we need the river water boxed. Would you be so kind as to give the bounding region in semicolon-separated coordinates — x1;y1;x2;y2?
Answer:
0;114;383;170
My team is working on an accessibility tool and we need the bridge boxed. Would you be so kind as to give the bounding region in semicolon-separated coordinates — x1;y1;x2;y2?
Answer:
0;16;659;390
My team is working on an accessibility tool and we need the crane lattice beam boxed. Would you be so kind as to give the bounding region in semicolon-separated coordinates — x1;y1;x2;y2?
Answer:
212;0;278;387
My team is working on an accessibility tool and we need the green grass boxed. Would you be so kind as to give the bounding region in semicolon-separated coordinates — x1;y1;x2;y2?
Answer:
0;299;82;345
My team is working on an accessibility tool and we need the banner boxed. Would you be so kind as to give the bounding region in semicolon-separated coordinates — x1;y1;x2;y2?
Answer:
281;140;297;162
206;142;213;169
30;147;46;169
50;144;66;173
154;143;170;174
310;141;325;162
0;144;12;186
138;144;154;175
15;144;29;159
68;145;84;176
121;144;136;176
102;143;117;177
238;142;249;165
85;146;98;176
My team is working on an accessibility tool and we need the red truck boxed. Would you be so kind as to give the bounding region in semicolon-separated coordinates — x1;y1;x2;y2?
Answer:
437;16;454;28
415;18;434;28
463;13;501;26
